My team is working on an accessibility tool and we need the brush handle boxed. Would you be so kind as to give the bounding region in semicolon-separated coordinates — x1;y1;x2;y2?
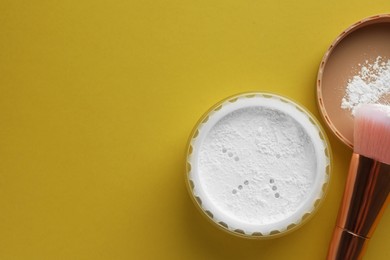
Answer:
327;154;390;260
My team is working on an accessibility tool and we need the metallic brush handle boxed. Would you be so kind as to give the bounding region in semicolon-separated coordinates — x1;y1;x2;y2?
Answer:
327;153;390;260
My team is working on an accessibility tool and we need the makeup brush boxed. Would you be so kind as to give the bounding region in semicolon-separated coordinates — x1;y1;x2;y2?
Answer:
327;104;390;260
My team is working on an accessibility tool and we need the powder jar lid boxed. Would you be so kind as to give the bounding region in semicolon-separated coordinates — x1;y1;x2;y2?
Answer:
317;14;390;148
185;92;332;239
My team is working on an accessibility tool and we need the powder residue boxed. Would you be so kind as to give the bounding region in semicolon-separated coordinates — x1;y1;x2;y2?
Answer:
198;107;316;225
341;56;390;115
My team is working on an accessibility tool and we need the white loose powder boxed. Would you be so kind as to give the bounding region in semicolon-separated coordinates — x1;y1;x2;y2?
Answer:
341;56;390;115
198;107;316;225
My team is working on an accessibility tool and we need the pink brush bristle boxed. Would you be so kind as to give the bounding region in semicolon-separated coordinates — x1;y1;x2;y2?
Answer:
354;104;390;164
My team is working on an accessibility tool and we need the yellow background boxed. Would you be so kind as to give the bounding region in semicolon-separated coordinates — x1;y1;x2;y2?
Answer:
1;1;389;259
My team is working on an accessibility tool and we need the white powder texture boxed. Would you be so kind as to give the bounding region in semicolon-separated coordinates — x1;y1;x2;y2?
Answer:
341;56;390;115
198;107;316;225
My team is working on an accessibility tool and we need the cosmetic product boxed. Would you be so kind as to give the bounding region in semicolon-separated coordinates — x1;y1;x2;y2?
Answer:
317;14;390;148
186;92;331;238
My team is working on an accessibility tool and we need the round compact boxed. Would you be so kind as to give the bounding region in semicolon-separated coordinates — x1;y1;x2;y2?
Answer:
317;14;390;148
185;92;331;238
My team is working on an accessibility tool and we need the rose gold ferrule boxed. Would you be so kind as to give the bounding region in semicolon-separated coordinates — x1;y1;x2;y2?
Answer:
327;153;390;260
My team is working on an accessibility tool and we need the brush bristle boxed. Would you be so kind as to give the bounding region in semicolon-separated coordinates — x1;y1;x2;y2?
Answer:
354;104;390;164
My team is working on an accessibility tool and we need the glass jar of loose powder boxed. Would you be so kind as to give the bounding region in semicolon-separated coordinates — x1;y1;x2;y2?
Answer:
186;92;332;238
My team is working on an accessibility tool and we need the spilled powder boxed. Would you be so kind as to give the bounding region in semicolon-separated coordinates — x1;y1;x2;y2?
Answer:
198;107;316;225
341;56;390;115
